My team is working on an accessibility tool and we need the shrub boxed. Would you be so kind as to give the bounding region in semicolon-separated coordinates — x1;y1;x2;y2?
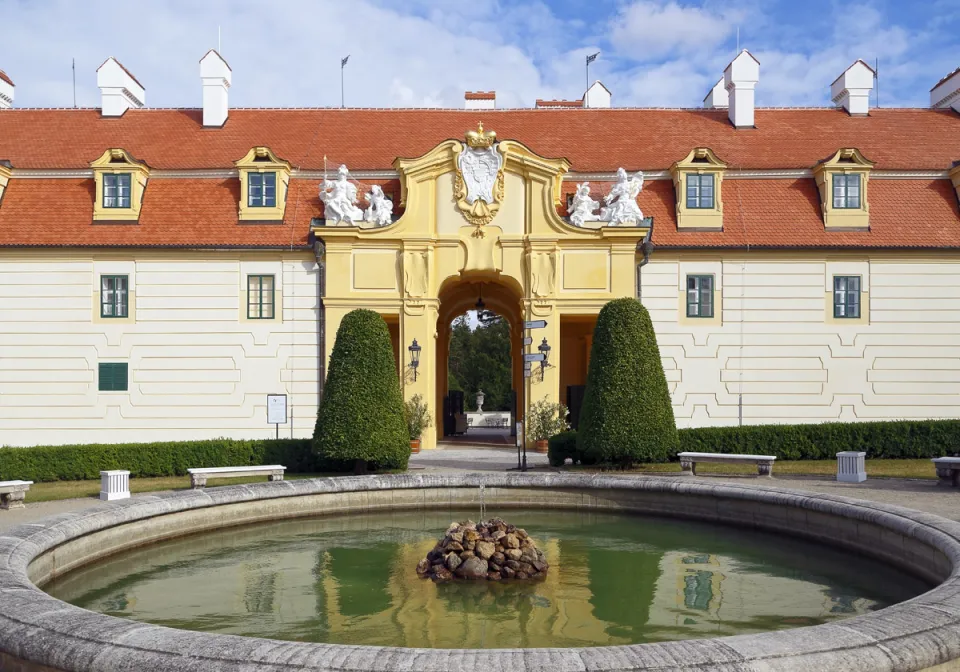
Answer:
0;438;315;483
548;431;577;466
313;309;409;472
578;298;678;467
526;399;570;442
678;420;960;461
404;394;433;441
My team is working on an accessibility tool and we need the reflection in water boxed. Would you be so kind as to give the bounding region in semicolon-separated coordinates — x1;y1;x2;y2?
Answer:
44;509;930;648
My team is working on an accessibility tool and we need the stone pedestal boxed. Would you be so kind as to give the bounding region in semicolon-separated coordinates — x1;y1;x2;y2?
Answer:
836;452;867;483
100;470;131;501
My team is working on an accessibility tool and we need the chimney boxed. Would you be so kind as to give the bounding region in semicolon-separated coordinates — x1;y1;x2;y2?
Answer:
464;91;495;110
0;70;13;109
831;60;875;116
702;78;728;109
724;50;759;128
584;80;611;108
931;67;960;113
200;49;231;127
535;99;583;108
96;57;145;117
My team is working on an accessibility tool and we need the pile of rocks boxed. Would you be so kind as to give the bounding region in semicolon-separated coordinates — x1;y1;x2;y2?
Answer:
416;518;549;582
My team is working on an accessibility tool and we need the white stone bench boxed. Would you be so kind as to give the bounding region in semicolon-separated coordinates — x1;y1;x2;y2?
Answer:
0;481;33;510
932;457;960;487
678;452;776;478
188;465;285;489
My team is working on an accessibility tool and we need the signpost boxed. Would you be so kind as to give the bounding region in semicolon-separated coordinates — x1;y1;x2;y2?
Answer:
516;320;548;472
522;336;533;346
267;394;287;439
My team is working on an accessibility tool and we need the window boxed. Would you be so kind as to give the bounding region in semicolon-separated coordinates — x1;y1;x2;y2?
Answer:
103;173;132;208
98;363;128;392
686;275;713;318
832;174;861;209
247;275;275;319
833;276;861;318
100;275;129;318
686;174;715;209
248;172;277;208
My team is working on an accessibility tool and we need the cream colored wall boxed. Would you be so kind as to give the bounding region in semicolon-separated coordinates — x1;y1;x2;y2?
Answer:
642;252;960;427
0;250;320;447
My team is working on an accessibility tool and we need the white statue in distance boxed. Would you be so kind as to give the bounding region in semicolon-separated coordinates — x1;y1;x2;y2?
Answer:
320;165;364;226
363;185;393;227
568;168;645;228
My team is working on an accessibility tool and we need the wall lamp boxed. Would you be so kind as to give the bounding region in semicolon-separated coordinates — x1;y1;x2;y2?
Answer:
538;337;551;381
408;338;422;381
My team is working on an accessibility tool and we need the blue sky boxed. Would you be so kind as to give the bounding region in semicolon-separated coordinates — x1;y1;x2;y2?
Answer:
1;0;957;109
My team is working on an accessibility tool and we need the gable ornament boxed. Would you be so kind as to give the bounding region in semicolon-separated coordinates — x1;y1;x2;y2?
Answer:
453;122;505;237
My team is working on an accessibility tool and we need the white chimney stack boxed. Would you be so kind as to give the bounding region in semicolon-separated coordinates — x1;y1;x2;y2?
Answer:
831;60;875;116
584;80;611;108
0;70;13;109
724;50;759;128
703;78;728;109
200;50;232;127
464;91;496;110
96;57;145;117
931;67;960;113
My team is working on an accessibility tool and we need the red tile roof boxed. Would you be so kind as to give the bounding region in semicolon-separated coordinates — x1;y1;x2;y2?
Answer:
2;107;958;171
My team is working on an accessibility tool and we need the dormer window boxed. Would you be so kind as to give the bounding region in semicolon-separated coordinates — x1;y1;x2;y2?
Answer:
248;172;277;208
103;173;131;208
90;149;150;222
670;148;726;230
813;148;874;230
235;147;291;221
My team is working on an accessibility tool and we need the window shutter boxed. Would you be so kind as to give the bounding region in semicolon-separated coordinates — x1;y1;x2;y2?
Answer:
99;363;128;392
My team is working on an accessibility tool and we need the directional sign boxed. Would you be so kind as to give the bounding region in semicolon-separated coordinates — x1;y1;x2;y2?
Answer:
524;353;545;362
522;336;533;346
524;369;533;378
524;320;547;330
524;361;532;370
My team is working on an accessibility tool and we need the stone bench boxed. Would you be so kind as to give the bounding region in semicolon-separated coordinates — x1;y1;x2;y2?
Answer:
932;457;960;487
0;481;33;510
188;466;285;489
678;452;776;478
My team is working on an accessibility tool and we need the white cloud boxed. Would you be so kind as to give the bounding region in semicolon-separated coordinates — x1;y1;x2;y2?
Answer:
609;1;735;62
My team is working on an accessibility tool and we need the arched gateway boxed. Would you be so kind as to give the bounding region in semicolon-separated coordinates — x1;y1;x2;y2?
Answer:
316;124;649;448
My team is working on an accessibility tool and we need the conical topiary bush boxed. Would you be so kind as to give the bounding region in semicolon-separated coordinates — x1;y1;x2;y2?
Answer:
577;298;678;467
314;309;409;473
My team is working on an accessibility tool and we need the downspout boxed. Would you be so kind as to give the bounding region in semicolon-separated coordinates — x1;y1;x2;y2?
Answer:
313;237;326;406
636;219;655;301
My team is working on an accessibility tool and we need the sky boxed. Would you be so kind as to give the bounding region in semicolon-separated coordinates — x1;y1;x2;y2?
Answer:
1;0;957;110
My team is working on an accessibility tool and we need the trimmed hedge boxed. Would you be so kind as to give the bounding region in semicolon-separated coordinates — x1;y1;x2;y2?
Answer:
313;309;410;472
0;438;315;483
679;420;960;460
548;431;596;467
578;298;679;467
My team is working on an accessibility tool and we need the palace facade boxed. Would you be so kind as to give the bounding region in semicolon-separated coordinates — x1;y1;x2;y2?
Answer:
1;51;960;448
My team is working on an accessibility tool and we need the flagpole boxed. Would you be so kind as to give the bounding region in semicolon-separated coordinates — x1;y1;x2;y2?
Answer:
585;52;599;108
340;55;349;108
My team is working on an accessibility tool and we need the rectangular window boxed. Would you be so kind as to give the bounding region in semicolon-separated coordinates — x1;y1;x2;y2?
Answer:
833;276;861;318
103;173;132;208
98;363;128;392
832;174;861;209
686;275;714;318
248;172;277;208
100;275;129;318
247;275;275;319
686;174;715;209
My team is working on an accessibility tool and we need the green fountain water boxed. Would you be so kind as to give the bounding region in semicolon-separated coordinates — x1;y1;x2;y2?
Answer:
44;509;928;648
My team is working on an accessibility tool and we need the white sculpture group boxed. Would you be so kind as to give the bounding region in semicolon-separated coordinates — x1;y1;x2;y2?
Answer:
320;165;393;228
569;168;645;228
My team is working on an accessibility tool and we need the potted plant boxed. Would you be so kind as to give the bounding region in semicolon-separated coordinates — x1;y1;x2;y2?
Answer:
404;394;433;454
526;399;570;453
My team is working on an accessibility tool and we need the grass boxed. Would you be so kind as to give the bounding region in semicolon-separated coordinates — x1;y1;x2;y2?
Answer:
581;459;936;479
29;472;336;504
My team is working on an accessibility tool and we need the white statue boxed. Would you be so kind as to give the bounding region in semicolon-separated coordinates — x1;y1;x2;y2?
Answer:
363;185;393;227
569;182;601;227
476;389;485;413
320;165;364;226
599;168;644;226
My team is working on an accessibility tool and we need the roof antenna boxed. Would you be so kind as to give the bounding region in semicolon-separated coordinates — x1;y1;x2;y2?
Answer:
875;57;879;108
72;58;76;108
736;26;740;53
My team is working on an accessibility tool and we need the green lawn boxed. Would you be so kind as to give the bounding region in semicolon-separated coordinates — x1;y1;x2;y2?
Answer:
584;459;936;479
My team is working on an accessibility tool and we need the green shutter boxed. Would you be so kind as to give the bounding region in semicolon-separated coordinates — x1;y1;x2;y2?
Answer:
99;363;128;391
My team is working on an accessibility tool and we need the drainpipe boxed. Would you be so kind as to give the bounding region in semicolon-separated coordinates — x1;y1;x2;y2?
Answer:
313;238;326;405
636;220;655;301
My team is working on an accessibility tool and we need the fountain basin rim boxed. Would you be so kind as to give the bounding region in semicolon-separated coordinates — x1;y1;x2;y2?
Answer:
0;472;958;672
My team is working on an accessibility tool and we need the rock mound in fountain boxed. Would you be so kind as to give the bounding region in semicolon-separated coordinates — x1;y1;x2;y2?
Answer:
417;518;548;582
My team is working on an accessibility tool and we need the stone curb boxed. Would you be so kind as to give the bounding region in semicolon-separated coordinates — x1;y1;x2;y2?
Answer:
0;473;958;671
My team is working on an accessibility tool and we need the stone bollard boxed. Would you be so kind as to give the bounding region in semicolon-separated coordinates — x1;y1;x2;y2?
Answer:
100;470;131;501
836;452;866;483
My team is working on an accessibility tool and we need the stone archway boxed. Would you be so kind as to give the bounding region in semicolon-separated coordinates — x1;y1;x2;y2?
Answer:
435;276;525;444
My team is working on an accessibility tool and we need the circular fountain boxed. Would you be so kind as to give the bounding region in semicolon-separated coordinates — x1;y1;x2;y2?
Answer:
2;473;960;671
